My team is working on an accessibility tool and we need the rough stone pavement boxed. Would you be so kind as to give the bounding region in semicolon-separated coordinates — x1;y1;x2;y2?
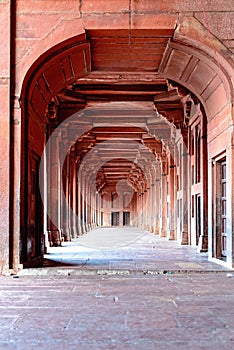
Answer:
1;228;234;349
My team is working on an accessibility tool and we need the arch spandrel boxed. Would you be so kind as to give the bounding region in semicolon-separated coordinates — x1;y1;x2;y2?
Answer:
17;18;86;96
159;16;234;122
158;17;234;156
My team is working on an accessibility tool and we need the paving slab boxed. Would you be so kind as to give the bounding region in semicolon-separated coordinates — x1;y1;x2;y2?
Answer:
1;273;234;349
1;228;233;349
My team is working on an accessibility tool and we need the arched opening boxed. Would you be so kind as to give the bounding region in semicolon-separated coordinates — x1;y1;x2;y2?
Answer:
17;22;233;269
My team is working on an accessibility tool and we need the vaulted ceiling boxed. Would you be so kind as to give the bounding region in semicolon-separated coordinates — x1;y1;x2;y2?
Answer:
55;29;191;193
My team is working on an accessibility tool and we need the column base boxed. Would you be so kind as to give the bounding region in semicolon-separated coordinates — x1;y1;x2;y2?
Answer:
82;225;87;234
62;228;71;242
198;235;208;252
169;229;175;240
159;228;167;238
155;221;160;234
44;232;50;253
181;230;189;245
48;230;62;247
84;223;89;232
77;224;83;235
86;224;92;231
70;226;79;239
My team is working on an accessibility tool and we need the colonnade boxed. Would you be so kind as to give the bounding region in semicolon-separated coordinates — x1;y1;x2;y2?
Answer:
42;127;200;251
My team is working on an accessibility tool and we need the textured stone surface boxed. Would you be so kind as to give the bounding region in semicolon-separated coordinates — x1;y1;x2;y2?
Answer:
195;12;234;41
81;0;234;13
0;272;234;349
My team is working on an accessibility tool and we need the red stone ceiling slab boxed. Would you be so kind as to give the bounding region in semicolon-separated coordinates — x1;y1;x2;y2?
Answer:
87;29;174;72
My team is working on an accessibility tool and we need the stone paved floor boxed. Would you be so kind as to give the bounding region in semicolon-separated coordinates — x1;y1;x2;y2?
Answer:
25;227;230;275
1;228;234;349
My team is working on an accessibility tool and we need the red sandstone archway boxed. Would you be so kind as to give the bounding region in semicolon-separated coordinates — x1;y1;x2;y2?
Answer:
14;17;234;269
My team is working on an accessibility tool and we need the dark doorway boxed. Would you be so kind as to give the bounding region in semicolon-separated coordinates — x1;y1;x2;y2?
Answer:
111;212;120;226
101;212;103;226
123;212;130;226
31;153;43;259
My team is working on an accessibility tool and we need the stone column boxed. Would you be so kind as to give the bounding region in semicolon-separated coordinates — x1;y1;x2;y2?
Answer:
86;178;91;231
160;173;168;237
70;151;78;238
10;97;23;270
140;193;143;228
67;153;72;240
145;173;151;231
68;154;74;238
181;136;189;245
90;181;95;229
151;182;156;233
75;162;79;234
87;179;91;231
151;163;156;233
140;183;144;228
149;170;154;233
159;151;168;237
143;187;147;230
47;130;62;246
135;191;139;226
96;191;99;227
61;153;71;241
77;162;83;235
41;142;49;253
93;189;97;228
98;191;102;226
89;181;93;229
155;163;161;234
169;154;176;240
81;172;87;233
198;112;208;252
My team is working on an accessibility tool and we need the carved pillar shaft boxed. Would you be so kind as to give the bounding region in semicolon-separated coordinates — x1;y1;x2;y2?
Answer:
160;174;167;237
169;155;176;240
198;112;208;252
47;132;62;246
77;169;82;235
71;155;78;238
181;142;189;245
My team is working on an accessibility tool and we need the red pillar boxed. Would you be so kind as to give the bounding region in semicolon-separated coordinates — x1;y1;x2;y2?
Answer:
169;155;176;240
0;1;10;273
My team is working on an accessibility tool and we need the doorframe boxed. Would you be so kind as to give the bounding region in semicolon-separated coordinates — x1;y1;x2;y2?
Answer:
212;153;227;261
